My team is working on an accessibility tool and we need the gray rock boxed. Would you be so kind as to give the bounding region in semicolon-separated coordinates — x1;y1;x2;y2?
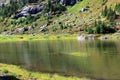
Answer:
40;24;47;32
102;36;108;40
28;26;34;31
78;34;96;41
59;0;79;6
15;4;44;18
80;7;88;12
1;31;13;35
0;0;10;6
14;27;25;34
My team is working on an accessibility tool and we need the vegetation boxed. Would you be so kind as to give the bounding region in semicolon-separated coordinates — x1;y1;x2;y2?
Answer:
0;63;90;80
86;4;120;34
0;0;120;34
102;6;117;21
115;3;120;13
87;19;116;34
0;0;20;18
0;34;77;42
44;0;66;14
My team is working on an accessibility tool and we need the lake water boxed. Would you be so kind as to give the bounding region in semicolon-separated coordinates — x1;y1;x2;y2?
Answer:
0;40;120;79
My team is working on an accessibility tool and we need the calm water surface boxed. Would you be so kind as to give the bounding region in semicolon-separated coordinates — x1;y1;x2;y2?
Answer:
0;40;120;79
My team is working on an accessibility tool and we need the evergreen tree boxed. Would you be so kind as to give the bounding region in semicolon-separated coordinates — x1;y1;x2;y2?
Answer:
102;6;108;16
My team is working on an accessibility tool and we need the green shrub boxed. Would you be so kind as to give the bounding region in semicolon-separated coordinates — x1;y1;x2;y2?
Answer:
87;26;94;34
1;69;9;73
87;20;117;34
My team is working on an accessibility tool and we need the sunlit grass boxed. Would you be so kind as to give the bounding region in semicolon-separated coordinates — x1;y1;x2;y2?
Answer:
98;33;120;40
0;34;77;42
0;63;91;80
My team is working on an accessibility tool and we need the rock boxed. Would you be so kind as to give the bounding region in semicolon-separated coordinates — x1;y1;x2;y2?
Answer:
29;4;44;14
1;31;13;35
77;34;87;41
87;34;96;40
28;26;34;31
0;0;10;6
40;24;47;32
59;0;79;6
14;27;25;34
80;7;88;12
102;36;108;40
15;4;44;18
78;34;96;41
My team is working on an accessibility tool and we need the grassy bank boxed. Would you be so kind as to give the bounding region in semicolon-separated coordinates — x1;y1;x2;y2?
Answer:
0;33;120;42
98;33;120;40
0;34;77;42
0;63;90;80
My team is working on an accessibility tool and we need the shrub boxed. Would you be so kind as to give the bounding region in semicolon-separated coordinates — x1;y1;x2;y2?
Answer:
1;69;9;73
87;20;117;34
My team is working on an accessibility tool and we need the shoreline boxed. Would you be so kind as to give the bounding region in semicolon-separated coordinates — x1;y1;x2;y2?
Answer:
0;63;90;80
0;34;77;42
0;33;120;42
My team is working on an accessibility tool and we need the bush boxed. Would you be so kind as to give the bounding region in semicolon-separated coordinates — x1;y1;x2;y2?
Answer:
1;69;9;73
102;6;117;21
52;26;57;32
87;20;117;34
87;26;94;34
115;3;120;13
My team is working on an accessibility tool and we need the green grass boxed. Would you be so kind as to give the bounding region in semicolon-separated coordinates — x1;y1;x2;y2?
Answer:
0;63;91;80
0;34;77;42
98;33;120;40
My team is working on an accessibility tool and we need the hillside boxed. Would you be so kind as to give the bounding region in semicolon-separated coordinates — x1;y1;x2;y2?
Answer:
0;0;120;35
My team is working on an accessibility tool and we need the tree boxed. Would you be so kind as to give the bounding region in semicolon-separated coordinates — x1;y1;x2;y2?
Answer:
115;3;120;13
102;6;108;16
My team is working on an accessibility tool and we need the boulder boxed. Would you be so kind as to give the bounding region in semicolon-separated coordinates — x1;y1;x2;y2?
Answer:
14;27;25;34
28;26;34;31
1;31;13;35
78;34;96;41
102;36;108;40
15;4;44;18
80;7;88;12
0;0;10;6
40;24;47;32
29;4;44;14
59;0;79;6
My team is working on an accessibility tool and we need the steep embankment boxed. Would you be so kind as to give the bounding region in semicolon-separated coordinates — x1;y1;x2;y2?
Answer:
47;0;120;34
0;0;120;34
46;0;107;34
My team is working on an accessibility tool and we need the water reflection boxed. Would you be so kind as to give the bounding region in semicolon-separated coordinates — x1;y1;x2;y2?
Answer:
0;40;120;79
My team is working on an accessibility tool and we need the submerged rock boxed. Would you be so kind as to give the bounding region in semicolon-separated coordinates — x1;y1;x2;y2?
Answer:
77;34;87;41
102;36;108;40
77;34;96;41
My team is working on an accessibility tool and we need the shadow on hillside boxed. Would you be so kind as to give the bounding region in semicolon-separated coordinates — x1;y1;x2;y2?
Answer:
0;76;19;80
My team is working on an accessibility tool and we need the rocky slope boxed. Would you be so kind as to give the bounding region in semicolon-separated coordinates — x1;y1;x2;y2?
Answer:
60;0;80;6
0;0;10;6
0;0;120;35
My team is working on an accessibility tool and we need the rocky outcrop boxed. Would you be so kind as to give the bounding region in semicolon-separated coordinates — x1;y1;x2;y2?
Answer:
15;4;44;18
59;0;79;6
77;34;96;41
0;0;10;6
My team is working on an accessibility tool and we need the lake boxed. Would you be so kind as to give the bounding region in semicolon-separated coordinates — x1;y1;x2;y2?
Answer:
0;40;120;80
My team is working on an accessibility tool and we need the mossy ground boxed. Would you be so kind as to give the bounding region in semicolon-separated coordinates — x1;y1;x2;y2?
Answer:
0;63;90;80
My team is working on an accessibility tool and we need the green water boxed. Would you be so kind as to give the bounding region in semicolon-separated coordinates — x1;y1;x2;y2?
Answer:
0;40;120;79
